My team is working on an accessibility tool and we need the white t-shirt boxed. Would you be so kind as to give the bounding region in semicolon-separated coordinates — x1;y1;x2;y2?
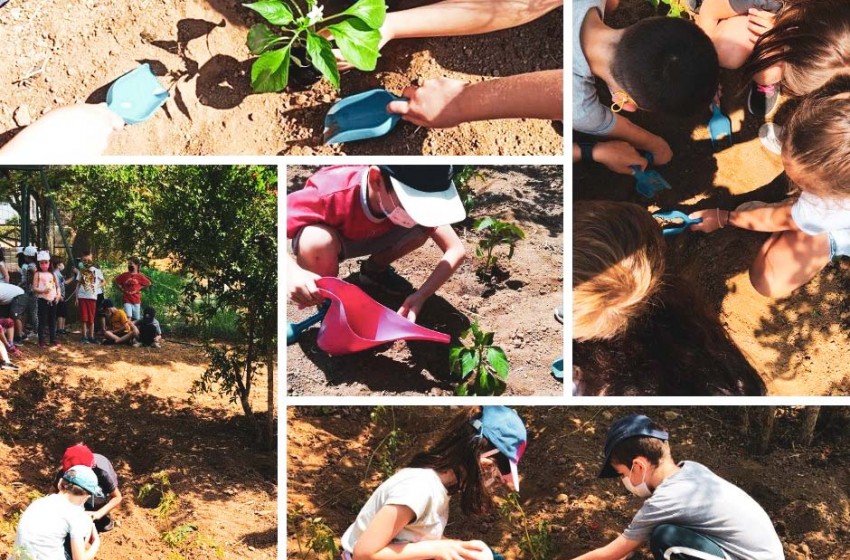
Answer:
573;0;617;136
624;461;784;560
12;493;93;560
791;191;850;235
0;283;24;304
341;468;450;553
75;266;104;300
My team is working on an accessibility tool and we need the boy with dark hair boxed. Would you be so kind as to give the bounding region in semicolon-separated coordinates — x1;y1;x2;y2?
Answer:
53;444;123;534
573;1;719;174
135;306;162;348
101;299;140;346
287;165;466;324
573;414;783;560
74;251;104;344
113;257;151;321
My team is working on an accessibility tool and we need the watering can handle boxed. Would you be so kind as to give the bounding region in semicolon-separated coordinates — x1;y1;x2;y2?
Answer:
290;300;330;332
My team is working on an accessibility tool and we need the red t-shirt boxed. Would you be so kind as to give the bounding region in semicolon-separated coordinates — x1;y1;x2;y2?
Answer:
286;165;398;241
114;271;151;304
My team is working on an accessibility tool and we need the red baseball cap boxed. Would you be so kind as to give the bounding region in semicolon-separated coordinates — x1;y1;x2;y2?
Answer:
62;444;95;471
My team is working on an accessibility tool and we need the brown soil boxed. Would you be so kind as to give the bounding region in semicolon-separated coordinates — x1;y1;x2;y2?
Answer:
286;166;564;396
287;406;850;560
573;0;850;395
0;338;277;559
1;0;563;156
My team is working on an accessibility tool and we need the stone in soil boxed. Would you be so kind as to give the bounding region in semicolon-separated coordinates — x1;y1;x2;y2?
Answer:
13;105;32;126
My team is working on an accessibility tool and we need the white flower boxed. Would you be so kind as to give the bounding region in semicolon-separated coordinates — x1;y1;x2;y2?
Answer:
306;4;324;26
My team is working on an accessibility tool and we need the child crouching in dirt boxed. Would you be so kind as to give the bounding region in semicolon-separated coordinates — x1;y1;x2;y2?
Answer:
573;0;719;175
287;165;466;324
12;465;103;560
573;200;766;396
341;406;525;560
572;414;783;560
135;306;163;348
689;77;850;298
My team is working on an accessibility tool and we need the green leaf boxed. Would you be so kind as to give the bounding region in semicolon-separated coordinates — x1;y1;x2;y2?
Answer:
487;346;509;380
341;0;386;29
475;246;483;258
243;0;293;26
482;331;494;346
327;19;381;71
247;23;283;55
455;383;468;396
460;350;477;377
306;31;340;89
251;46;290;93
474;217;495;232
478;364;492;394
448;346;462;372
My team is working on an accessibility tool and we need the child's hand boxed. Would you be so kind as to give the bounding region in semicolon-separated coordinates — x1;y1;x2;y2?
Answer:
593;141;648;175
387;78;469;128
688;208;728;233
644;135;673;166
431;539;489;560
397;293;425;323
288;266;324;307
747;8;776;44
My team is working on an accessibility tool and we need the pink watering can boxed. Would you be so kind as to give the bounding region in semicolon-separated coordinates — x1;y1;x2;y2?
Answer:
314;277;451;355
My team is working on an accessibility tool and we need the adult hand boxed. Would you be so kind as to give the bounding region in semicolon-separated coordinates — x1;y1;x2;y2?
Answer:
0;103;124;159
397;292;425;323
747;8;776;44
688;208;728;233
387;78;469;128
644;135;673;166
592;141;648;175
287;265;324;307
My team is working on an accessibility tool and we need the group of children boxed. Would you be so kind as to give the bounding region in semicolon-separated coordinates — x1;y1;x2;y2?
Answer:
572;0;850;395
337;407;783;560
0;250;163;370
11;443;122;560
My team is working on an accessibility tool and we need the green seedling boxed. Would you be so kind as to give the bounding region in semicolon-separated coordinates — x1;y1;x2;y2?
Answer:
244;0;386;92
647;0;688;17
290;506;340;560
498;492;555;560
453;166;482;215
162;524;197;548
367;406;408;480
138;471;179;533
474;217;525;278
449;321;509;396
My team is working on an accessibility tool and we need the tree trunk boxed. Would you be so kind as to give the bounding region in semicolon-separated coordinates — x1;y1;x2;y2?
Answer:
797;406;820;447
748;406;776;455
266;342;275;451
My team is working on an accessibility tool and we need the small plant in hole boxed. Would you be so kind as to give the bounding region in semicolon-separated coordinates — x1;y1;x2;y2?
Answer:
474;217;525;278
498;492;555;560
244;0;386;92
646;0;689;17
449;321;509;396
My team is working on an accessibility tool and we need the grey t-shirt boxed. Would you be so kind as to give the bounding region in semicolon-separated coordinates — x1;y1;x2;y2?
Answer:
573;0;617;135
624;461;784;560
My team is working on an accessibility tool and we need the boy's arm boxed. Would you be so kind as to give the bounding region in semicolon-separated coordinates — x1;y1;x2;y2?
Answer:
572;534;642;560
694;0;739;36
606;115;673;165
397;226;465;323
689;203;799;233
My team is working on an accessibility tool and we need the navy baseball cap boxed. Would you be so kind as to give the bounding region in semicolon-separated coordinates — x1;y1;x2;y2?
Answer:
472;406;527;491
599;414;668;478
380;165;465;227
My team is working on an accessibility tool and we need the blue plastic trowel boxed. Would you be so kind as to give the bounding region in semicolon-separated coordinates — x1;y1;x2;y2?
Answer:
652;209;703;236
630;152;672;198
106;63;169;124
708;102;733;149
323;88;406;145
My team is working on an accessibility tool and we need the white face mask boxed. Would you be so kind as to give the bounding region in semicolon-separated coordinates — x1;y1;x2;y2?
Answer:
378;191;417;229
622;461;652;498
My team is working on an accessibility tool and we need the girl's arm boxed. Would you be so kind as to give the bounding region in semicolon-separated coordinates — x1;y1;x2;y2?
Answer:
353;505;488;560
689;203;799;233
694;0;738;37
397;225;466;323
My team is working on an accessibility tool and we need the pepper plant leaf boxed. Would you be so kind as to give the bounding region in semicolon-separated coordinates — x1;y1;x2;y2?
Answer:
243;0;293;26
306;31;340;89
251;46;290;92
341;0;387;29
327;19;382;71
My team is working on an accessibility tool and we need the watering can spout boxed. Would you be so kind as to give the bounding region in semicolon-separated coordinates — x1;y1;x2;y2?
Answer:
314;277;450;355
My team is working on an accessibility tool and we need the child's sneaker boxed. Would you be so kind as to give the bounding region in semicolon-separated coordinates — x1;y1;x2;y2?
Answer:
132;341;142;348
8;346;22;357
38;342;47;348
758;123;783;155
358;260;414;295
81;337;91;344
13;337;23;346
748;83;781;117
1;361;19;371
153;342;162;348
50;341;62;348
